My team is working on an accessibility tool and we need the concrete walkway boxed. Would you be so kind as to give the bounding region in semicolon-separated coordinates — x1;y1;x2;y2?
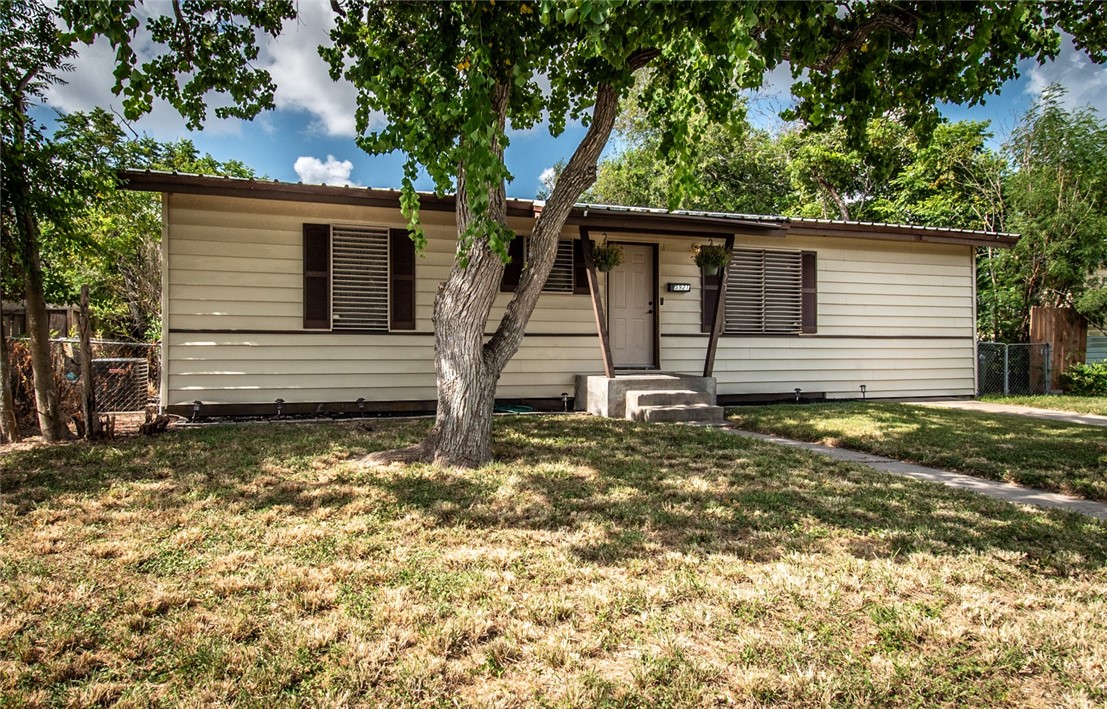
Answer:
910;399;1107;427
726;428;1107;521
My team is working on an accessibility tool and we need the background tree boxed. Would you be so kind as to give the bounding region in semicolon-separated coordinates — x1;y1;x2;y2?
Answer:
980;87;1107;342
0;0;289;442
589;118;792;215
2;0;92;441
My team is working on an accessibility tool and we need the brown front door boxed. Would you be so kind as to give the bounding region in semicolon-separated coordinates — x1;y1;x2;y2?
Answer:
608;243;656;368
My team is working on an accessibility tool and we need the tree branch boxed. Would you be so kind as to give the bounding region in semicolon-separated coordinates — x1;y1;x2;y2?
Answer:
485;79;624;372
790;8;919;73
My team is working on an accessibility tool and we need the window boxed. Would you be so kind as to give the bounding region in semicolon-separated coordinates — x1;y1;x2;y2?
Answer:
501;237;586;294
702;248;817;335
302;223;416;331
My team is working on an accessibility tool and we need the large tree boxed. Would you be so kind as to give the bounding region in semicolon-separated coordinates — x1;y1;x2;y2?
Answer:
979;86;1107;341
58;0;1105;465
2;0;89;441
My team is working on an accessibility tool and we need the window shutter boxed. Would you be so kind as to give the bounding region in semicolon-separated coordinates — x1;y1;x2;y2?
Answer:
724;248;803;334
701;269;721;333
390;228;416;330
573;239;589;294
801;250;817;333
303;223;331;329
500;235;525;292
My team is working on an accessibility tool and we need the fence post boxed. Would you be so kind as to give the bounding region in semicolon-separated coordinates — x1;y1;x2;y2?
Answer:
1003;344;1009;396
1043;343;1051;394
78;286;100;439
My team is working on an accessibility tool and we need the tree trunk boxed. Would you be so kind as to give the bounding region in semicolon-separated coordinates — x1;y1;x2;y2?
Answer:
369;55;655;469
424;80;625;467
0;314;20;443
78;285;100;440
7;91;68;441
22;233;67;441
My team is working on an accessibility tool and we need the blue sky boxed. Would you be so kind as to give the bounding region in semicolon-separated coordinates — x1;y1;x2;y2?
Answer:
37;3;1107;201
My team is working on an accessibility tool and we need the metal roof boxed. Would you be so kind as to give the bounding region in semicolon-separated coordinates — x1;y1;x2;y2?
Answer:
118;169;1019;246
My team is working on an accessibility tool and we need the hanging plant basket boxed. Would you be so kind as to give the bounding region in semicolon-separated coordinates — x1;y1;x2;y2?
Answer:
692;242;731;276
590;240;623;272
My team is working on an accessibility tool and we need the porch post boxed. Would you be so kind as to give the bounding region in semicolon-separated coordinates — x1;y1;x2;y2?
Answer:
580;228;616;378
703;234;735;377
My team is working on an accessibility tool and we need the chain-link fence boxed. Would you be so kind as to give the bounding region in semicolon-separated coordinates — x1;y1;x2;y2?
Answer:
6;338;159;429
978;342;1051;396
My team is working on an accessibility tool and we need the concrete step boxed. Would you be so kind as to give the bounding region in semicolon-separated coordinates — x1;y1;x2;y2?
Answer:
627;389;713;410
576;372;717;418
626;389;714;421
640;404;725;424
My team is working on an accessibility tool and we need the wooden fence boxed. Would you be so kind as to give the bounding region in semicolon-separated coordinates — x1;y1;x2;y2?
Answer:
1029;306;1087;390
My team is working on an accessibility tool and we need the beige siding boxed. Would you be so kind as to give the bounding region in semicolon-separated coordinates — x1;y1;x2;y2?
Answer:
163;194;976;406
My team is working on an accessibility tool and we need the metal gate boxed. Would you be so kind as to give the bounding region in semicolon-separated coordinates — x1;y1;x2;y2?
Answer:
977;342;1051;396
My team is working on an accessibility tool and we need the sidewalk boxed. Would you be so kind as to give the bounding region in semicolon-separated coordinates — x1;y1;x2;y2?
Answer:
909;399;1107;427
726;428;1107;521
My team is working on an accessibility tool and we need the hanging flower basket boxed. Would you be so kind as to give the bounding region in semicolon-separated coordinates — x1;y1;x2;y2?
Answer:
692;242;731;276
590;240;623;272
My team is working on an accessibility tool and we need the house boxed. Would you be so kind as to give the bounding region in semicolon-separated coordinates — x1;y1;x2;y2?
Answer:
120;170;1018;419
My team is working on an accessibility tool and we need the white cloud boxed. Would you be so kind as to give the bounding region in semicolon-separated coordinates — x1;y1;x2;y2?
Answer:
1025;35;1107;115
42;2;378;140
294;155;360;185
258;2;377;137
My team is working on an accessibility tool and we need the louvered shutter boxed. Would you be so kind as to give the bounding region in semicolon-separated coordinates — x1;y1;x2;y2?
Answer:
332;225;389;331
725;249;803;334
573;240;589;294
303;223;331;329
801;251;817;333
390;228;416;330
701;269;721;333
500;236;524;292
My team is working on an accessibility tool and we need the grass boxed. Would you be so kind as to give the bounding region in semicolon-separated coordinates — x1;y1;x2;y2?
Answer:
729;402;1107;502
1;415;1105;707
981;394;1107;416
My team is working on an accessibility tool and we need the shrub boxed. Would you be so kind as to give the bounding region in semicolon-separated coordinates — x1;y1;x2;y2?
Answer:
1060;361;1107;396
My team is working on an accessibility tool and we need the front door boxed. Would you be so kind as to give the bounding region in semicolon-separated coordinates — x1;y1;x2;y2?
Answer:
608;243;656;368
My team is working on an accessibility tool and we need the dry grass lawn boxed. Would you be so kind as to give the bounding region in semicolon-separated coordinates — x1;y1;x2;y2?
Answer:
2;416;1105;707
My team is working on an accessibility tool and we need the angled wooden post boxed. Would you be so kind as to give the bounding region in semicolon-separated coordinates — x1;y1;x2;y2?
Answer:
78;285;100;439
703;234;735;377
581;228;615;378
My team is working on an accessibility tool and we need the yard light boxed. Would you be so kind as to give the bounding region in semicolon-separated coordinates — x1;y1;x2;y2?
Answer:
356;397;365;414
191;400;202;421
860;384;867;400
794;387;802;402
561;392;569;412
275;398;284;417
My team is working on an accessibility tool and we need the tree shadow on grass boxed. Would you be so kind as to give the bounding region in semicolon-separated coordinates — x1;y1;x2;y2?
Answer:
377;416;1107;575
2;415;1103;577
0;420;424;516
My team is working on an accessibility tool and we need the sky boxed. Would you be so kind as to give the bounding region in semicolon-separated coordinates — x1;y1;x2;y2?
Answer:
34;2;1107;201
